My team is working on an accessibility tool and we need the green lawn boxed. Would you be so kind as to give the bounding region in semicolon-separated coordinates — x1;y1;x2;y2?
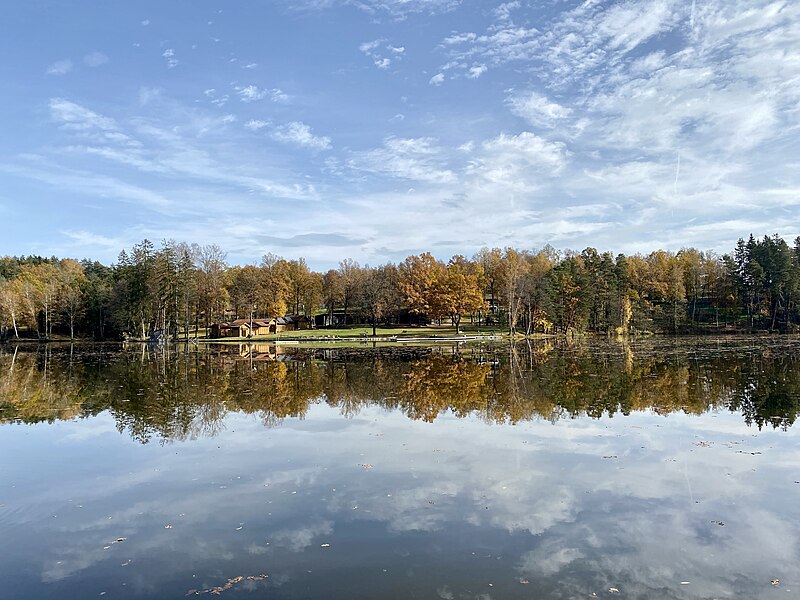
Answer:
209;323;508;342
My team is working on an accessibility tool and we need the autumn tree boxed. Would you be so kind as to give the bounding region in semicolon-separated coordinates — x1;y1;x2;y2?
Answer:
398;253;445;321
547;253;588;334
0;278;20;338
259;253;289;317
474;247;503;323
359;264;400;336
230;266;266;334
284;258;322;318
518;249;555;335
195;244;229;333
430;257;485;334
58;259;87;340
499;248;529;336
321;269;343;326
338;258;361;326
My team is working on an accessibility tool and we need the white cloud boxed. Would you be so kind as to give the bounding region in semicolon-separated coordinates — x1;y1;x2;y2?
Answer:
236;85;268;102
162;48;178;68
83;52;109;67
360;39;405;70
429;73;445;85
359;39;381;53
467;64;487;78
245;119;270;131
235;85;289;103
508;91;572;129
348;137;456;184
269;88;290;103
466;131;568;195
62;230;124;249
50;98;116;130
441;0;682;83
271;122;332;150
46;59;73;76
493;1;520;22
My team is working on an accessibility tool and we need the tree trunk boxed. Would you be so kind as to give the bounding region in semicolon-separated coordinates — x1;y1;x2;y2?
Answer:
771;297;780;331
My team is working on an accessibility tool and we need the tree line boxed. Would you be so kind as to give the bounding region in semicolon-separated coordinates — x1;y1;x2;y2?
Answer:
1;233;799;339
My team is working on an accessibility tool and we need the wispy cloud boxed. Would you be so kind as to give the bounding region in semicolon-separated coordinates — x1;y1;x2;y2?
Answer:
272;122;332;150
46;59;73;76
162;48;178;68
290;0;460;20
493;1;520;22
507;91;571;129
360;39;405;70
235;85;289;103
83;52;109;67
348;137;456;184
49;98;140;148
245;119;270;131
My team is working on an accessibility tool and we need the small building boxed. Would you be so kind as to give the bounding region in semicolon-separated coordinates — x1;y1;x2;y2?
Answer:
210;316;304;338
291;315;312;330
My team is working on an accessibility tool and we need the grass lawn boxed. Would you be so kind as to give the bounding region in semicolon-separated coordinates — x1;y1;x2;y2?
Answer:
208;323;508;342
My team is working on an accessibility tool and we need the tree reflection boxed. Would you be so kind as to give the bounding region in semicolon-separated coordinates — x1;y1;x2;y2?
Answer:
1;340;798;442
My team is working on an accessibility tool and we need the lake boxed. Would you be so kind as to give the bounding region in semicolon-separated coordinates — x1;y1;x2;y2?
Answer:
1;338;799;599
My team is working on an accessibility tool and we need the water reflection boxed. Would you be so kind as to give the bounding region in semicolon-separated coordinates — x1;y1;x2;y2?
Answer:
1;340;799;599
1;339;799;442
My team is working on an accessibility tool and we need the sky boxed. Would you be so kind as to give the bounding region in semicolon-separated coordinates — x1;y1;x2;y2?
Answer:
1;0;799;269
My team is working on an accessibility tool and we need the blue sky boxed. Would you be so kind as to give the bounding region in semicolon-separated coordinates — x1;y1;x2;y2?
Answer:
1;0;798;268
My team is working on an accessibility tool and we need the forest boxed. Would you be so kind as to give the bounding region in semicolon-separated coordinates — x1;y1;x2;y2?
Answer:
0;233;798;340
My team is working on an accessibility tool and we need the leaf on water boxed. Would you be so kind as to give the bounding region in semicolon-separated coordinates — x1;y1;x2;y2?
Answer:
321;543;330;548
187;574;269;596
608;587;620;593
771;579;780;586
164;524;174;529
519;578;529;584
358;463;373;469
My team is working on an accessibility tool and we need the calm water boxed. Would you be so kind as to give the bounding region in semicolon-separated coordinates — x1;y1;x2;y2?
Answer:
1;339;799;599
